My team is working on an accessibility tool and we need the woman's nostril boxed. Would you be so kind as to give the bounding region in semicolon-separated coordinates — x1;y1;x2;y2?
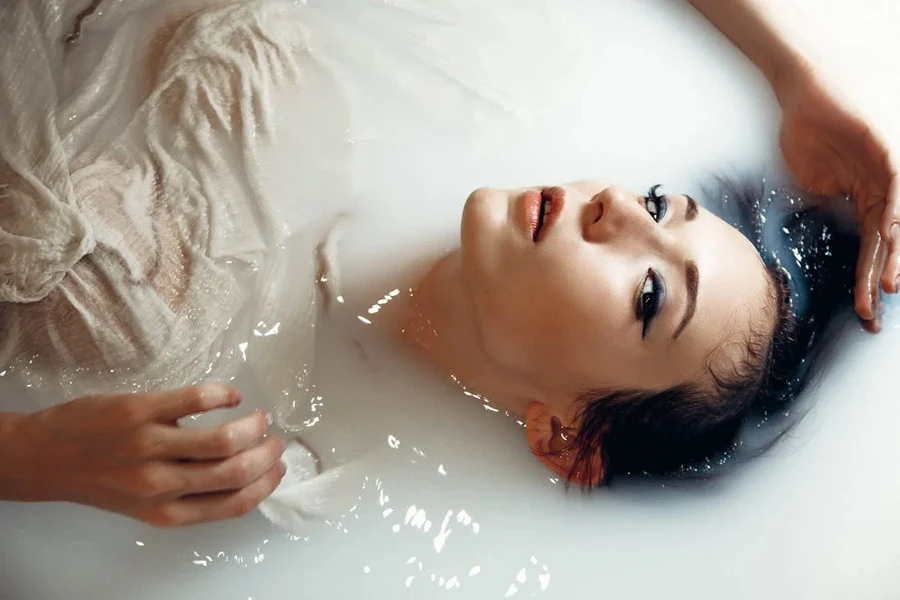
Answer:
593;201;604;224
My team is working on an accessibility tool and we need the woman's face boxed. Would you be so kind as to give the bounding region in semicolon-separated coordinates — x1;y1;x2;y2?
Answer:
458;181;775;411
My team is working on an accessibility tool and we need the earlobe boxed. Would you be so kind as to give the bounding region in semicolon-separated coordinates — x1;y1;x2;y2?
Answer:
524;402;606;486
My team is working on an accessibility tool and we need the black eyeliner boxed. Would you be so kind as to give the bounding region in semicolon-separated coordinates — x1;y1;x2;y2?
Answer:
640;270;666;339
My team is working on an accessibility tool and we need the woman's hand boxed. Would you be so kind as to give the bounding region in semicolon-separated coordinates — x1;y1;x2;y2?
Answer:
687;0;900;331
0;384;287;526
777;66;900;331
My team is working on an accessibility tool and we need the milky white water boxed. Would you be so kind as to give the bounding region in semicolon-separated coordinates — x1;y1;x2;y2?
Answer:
3;0;900;598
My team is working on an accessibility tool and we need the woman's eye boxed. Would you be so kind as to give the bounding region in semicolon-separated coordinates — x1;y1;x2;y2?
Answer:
644;184;668;223
638;268;664;339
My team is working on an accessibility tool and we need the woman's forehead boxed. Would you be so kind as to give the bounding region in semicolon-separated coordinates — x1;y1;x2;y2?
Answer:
678;217;774;373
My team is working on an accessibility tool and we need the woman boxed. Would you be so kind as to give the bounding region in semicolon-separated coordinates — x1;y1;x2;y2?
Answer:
1;0;898;526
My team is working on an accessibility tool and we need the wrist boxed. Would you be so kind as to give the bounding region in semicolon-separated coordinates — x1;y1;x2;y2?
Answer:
767;42;817;107
0;412;45;501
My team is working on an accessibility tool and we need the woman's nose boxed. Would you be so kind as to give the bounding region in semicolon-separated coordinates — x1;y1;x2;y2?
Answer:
583;186;655;244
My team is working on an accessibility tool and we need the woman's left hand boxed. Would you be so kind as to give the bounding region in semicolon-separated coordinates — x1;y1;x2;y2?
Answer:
777;66;900;332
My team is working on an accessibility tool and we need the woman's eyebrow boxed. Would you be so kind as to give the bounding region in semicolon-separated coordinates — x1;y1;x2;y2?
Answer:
685;195;699;221
672;260;699;340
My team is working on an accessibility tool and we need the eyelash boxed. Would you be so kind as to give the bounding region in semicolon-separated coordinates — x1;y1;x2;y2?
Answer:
639;268;664;339
644;184;667;222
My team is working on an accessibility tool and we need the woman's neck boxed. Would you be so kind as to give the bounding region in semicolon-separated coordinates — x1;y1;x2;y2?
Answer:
394;250;529;414
398;250;472;366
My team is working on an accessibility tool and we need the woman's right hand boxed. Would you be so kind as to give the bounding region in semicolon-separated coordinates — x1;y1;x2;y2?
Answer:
0;384;287;526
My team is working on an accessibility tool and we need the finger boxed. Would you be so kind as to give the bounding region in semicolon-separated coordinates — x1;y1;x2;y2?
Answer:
148;410;272;460
863;316;883;334
143;384;242;423
149;461;287;527
879;173;900;292
175;435;286;496
854;227;885;321
882;242;900;294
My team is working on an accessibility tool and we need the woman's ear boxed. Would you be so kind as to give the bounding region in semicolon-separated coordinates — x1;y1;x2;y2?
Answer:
524;401;606;486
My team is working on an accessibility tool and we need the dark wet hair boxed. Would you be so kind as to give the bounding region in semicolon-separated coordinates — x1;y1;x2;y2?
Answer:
569;177;859;485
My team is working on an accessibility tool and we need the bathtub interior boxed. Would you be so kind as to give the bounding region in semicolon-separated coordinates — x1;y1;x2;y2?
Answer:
3;0;900;599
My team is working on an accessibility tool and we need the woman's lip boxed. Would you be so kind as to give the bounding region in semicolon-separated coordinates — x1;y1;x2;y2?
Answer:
534;187;566;243
520;189;543;240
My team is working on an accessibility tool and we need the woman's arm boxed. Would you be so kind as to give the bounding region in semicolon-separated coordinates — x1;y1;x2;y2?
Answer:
687;0;814;99
689;0;900;331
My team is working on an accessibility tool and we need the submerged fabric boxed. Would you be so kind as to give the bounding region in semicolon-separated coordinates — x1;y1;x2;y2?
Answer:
0;0;317;393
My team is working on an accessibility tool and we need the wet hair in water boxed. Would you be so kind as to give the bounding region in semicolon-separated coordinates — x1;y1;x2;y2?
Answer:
569;176;858;485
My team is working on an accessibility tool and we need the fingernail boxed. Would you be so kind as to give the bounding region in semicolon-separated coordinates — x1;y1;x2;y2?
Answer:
265;412;275;427
891;223;900;244
278;460;288;477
